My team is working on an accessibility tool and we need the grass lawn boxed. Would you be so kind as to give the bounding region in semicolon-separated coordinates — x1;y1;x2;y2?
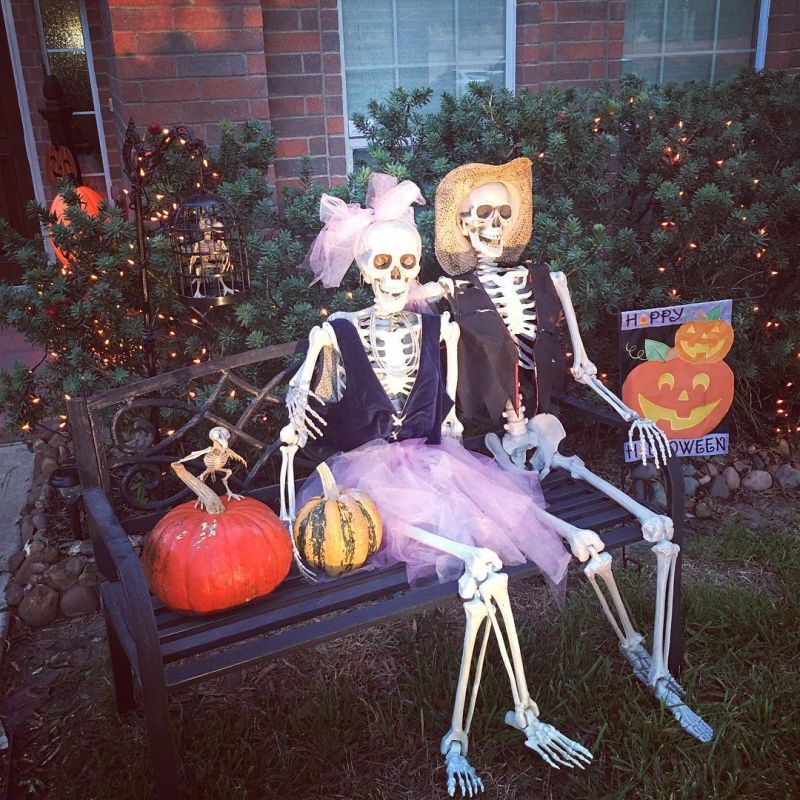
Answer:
5;517;799;799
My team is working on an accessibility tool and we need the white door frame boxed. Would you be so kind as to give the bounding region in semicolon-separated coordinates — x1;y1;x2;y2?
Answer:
1;0;47;207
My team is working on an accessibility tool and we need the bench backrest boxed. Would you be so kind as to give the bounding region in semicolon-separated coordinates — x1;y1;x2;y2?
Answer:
67;340;309;525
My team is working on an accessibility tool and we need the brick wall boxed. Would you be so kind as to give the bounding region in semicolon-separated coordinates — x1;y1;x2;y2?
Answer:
262;0;346;189
104;0;271;156
765;0;800;71
517;0;626;89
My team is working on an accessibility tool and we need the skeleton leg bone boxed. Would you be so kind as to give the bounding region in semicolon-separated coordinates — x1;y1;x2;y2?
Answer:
278;443;317;583
219;467;244;501
441;598;490;797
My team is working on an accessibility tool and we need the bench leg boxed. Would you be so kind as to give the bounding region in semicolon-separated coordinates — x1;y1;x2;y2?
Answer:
140;663;180;800
104;609;136;714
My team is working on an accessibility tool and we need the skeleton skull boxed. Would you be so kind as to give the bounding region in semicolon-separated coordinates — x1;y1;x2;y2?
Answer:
459;182;513;262
356;219;422;315
209;426;231;448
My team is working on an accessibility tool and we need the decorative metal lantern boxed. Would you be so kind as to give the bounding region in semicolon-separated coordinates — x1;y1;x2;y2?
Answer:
169;193;250;306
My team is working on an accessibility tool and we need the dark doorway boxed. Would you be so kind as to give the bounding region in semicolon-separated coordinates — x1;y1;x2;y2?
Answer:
0;6;37;284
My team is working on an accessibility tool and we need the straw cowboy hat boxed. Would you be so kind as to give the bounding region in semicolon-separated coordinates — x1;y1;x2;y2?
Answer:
434;157;533;276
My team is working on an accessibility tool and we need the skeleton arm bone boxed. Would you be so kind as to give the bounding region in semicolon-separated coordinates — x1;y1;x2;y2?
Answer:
172;447;213;465
440;312;464;439
549;271;669;467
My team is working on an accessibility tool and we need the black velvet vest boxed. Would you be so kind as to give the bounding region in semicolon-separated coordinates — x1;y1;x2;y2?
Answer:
312;315;453;452
449;262;565;423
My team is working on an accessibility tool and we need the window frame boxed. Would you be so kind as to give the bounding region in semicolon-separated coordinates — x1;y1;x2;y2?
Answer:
32;0;112;197
338;0;517;170
622;0;771;83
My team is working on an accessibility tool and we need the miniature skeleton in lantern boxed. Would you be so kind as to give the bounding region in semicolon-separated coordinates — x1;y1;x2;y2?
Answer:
279;174;601;796
189;228;233;298
424;158;712;745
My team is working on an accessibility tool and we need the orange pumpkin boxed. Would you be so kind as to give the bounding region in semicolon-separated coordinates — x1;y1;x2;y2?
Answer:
49;185;104;267
622;359;734;439
674;318;733;364
142;496;292;615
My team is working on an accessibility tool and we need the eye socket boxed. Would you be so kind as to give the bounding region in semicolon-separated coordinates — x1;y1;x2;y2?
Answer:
658;372;675;390
476;204;494;219
685;324;696;334
693;372;710;390
372;253;392;269
498;204;513;219
400;254;417;268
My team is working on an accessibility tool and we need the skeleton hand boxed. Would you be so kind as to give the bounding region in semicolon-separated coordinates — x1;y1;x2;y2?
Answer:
445;747;484;797
628;417;670;470
286;383;327;446
438;276;455;297
571;359;597;385
563;528;605;563
458;547;503;600
442;411;464;441
641;514;674;544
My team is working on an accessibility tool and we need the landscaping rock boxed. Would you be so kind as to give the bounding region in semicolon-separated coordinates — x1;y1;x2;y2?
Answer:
5;583;24;606
78;562;99;586
43;561;78;593
694;501;713;520
633;479;646;501
653;483;668;509
723;466;741;491
20;515;35;543
709;474;731;500
42;546;61;565
698;474;711;485
14;557;48;586
775;438;790;457
60;584;98;617
682;464;696;477
742;470;773;491
775;464;800;490
751;454;766;471
18;585;59;627
65;540;94;557
683;477;699;497
38;457;58;481
632;463;657;480
733;459;749;473
6;550;25;574
31;512;49;531
706;463;719;477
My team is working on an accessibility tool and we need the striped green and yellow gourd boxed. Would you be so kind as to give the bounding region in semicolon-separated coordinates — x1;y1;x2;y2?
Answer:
293;462;383;576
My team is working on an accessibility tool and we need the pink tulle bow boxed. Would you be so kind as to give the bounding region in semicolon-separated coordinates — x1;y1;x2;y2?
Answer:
302;173;425;288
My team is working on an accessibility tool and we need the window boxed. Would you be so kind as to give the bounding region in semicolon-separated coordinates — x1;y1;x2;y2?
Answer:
340;0;515;165
623;0;768;84
34;0;111;195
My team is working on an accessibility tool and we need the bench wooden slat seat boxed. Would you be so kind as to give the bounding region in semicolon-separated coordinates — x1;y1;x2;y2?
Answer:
67;341;684;800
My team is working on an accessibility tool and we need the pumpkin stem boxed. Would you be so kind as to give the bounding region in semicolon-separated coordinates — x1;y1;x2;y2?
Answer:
171;462;226;514
316;462;340;501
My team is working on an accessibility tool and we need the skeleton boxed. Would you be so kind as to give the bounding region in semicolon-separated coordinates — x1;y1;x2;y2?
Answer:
422;171;713;751
279;216;595;796
189;229;234;298
172;426;247;504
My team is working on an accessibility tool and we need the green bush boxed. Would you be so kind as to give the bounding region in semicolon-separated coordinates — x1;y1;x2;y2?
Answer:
354;71;800;437
1;72;798;439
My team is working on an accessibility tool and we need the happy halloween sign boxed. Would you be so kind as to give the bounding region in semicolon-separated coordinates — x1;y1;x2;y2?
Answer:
619;300;735;462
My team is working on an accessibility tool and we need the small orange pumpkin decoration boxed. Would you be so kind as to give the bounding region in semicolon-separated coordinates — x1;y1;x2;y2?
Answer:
674;316;734;364
142;496;292;615
622;358;734;440
49;185;104;267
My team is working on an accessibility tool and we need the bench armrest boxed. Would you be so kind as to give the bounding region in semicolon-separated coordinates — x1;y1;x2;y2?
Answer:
84;488;165;674
554;395;628;429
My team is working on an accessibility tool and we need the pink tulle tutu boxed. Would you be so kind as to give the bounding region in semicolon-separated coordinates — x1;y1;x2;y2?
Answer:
298;438;571;585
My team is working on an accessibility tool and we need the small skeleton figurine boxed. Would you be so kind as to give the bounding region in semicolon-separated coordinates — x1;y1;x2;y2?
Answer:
421;158;712;747
172;426;247;511
279;175;596;797
189;229;234;298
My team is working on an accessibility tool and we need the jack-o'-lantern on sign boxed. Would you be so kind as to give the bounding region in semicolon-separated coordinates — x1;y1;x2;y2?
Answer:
622;356;734;440
674;315;734;364
49;185;104;267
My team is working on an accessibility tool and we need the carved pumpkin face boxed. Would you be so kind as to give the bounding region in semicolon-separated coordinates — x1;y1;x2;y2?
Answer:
674;319;733;364
622;359;734;439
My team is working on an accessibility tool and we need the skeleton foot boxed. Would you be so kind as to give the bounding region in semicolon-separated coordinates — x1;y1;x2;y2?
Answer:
226;491;244;501
653;678;714;743
506;712;593;770
445;745;484;797
621;643;713;743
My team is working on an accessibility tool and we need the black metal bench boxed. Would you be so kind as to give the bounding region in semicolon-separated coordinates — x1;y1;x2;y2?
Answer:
67;342;684;800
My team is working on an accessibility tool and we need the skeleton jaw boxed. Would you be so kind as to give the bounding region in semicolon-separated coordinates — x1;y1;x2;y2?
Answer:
372;281;411;315
467;226;504;261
